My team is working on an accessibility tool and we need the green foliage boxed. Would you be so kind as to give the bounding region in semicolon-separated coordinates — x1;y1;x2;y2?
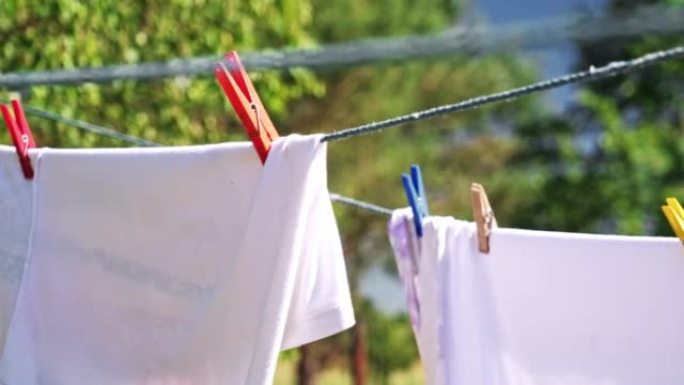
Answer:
512;0;684;235
0;0;322;147
296;0;539;274
362;300;418;384
312;0;456;42
582;91;683;233
513;93;684;234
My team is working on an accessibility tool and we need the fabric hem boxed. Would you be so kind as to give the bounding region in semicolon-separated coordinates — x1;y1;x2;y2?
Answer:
280;305;356;351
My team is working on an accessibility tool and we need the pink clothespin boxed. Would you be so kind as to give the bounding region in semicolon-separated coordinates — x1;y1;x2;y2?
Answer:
1;99;36;179
214;51;279;164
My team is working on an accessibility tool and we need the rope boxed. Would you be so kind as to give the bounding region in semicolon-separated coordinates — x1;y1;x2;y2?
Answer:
0;5;682;88
321;46;684;141
329;194;394;217
14;103;161;147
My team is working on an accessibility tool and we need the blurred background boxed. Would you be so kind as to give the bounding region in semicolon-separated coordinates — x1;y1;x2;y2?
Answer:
1;0;683;383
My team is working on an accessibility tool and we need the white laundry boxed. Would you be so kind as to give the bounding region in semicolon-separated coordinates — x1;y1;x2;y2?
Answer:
0;145;34;355
387;209;444;385
390;211;684;385
1;135;354;385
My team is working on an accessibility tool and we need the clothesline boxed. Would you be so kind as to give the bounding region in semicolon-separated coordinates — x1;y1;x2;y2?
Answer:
321;46;684;141
4;45;683;217
3;12;684;384
0;4;682;88
10;46;684;146
328;194;393;217
16;104;160;147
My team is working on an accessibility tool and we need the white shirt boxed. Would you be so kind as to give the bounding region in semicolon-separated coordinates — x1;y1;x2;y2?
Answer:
0;146;34;355
1;135;354;385
389;210;684;385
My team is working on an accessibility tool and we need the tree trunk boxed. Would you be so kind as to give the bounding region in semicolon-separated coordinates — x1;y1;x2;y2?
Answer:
352;322;368;385
297;344;315;385
344;231;369;385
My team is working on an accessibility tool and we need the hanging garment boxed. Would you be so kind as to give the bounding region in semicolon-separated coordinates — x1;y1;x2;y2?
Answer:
388;208;444;385
1;135;354;385
0;145;33;355
389;210;684;385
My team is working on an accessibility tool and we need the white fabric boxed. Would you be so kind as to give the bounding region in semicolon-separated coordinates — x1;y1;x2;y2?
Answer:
0;145;34;355
387;209;444;385
1;135;354;385
389;211;684;385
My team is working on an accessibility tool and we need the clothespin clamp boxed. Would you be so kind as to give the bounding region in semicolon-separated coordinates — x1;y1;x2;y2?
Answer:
470;183;497;253
1;99;36;179
662;197;684;244
214;51;279;164
402;165;429;238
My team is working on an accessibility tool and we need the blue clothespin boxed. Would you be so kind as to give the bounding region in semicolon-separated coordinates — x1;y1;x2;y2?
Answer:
401;164;430;237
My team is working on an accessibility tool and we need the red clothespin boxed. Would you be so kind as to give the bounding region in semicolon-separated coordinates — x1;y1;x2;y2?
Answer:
1;99;35;179
214;51;279;164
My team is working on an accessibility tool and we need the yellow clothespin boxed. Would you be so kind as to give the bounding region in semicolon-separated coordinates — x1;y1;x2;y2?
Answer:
662;197;684;244
470;183;498;253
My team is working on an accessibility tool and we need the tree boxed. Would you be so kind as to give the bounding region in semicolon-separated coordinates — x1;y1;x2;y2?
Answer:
363;300;419;384
0;0;321;147
511;0;684;235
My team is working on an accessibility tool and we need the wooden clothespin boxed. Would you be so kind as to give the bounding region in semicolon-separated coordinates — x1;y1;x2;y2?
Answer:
214;51;279;164
401;165;429;238
1;99;36;179
662;197;684;244
470;183;497;253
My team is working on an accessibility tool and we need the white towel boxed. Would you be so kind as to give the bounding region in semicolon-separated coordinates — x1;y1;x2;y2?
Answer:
2;135;354;385
390;212;684;385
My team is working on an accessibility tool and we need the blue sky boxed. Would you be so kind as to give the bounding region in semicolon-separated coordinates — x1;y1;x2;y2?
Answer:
480;0;607;109
477;0;605;23
361;0;608;313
